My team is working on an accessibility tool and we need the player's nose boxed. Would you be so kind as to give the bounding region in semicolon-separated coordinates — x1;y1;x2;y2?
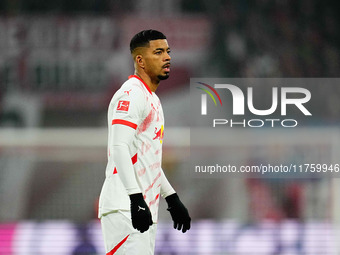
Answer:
165;52;171;61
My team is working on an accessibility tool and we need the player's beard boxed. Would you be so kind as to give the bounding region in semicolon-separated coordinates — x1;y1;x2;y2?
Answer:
158;73;170;80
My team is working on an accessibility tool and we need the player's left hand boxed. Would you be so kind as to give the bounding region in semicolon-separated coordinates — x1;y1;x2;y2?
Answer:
165;193;191;233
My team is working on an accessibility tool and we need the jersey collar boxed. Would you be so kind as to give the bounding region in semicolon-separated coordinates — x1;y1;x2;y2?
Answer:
128;75;153;95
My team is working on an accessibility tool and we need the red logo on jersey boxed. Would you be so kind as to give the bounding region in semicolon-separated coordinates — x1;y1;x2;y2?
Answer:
117;100;130;112
124;89;132;96
153;125;164;144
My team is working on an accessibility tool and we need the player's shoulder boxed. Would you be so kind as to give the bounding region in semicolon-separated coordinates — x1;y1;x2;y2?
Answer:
111;76;149;106
115;77;143;97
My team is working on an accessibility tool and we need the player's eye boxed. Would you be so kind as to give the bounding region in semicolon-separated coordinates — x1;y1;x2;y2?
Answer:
155;51;162;55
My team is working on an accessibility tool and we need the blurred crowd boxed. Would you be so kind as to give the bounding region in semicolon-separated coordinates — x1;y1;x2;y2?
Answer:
204;0;340;77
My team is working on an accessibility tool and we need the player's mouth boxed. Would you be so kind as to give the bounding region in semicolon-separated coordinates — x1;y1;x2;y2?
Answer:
162;63;170;72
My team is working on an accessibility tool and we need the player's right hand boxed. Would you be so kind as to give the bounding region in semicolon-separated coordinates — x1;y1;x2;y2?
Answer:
129;193;153;233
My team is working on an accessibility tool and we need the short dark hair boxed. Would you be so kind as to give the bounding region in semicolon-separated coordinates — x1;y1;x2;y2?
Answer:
130;29;166;53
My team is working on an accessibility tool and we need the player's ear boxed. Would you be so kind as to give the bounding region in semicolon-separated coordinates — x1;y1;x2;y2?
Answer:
135;55;145;69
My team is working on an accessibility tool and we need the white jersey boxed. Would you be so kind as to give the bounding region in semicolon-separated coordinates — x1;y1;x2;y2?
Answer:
99;75;168;222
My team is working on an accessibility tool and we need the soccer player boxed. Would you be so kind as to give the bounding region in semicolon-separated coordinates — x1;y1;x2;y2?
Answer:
98;30;191;255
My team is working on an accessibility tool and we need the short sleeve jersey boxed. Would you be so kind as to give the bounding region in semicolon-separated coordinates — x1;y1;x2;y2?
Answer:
99;75;165;222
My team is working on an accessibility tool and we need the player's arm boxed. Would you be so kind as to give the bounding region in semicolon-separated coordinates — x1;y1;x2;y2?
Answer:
110;86;143;195
161;168;191;233
111;124;152;233
111;124;140;194
110;87;152;233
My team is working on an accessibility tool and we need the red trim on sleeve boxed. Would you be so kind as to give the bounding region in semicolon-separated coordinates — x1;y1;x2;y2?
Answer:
112;119;137;130
131;153;138;165
128;75;153;95
106;234;130;255
113;153;137;175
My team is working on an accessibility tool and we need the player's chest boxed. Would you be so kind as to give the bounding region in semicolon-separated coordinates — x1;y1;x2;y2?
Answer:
137;95;164;143
144;95;164;124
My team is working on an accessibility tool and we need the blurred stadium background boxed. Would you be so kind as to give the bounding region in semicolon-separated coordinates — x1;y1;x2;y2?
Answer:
1;0;340;254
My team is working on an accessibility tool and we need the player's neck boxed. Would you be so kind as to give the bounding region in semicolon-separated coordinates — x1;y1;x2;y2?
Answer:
134;72;159;93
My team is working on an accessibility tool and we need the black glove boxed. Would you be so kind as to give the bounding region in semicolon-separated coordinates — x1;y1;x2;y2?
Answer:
165;193;191;233
129;193;153;233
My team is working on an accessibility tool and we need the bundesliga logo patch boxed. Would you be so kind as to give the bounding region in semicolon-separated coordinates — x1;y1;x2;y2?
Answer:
116;100;130;112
